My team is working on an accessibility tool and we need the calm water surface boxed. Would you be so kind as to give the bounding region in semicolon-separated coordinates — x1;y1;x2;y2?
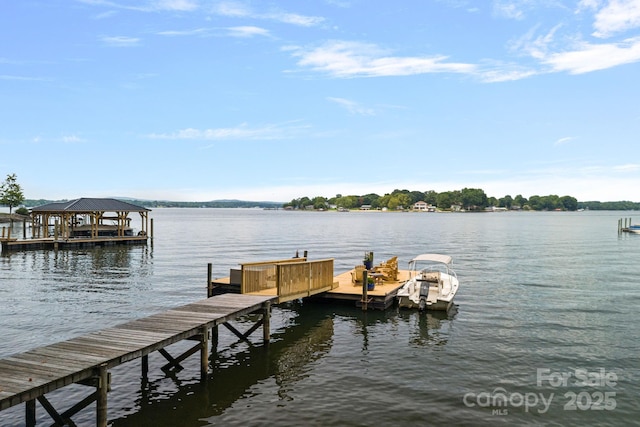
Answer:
1;209;639;426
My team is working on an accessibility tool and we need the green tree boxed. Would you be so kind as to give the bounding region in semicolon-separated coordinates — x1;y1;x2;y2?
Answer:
436;191;455;210
460;187;487;210
0;173;25;216
560;195;578;211
312;196;328;210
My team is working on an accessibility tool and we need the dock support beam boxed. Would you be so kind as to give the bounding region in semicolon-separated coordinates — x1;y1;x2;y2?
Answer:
207;263;213;297
97;363;108;427
263;301;271;345
200;326;209;380
25;399;36;427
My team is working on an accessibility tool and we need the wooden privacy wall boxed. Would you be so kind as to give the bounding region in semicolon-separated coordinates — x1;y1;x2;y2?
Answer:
241;258;307;294
240;258;336;302
277;259;335;302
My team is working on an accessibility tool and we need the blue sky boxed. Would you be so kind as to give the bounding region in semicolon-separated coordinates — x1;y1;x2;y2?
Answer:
2;0;640;203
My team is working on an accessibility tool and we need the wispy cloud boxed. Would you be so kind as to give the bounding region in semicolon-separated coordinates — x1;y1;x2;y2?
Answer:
77;0;198;12
0;74;47;81
613;163;640;172
157;28;211;37
327;97;375;116
147;121;308;140
555;136;575;145
287;40;476;78
101;36;141;47
211;1;324;27
543;36;640;73
493;0;526;20
60;134;86;143
157;25;270;38
226;26;271;38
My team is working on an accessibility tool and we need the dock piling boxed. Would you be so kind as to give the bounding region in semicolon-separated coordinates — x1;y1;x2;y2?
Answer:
263;301;271;344
207;263;213;297
97;364;108;427
361;270;369;311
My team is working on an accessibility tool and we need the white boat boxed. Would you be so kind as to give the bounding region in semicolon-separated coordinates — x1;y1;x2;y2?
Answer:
628;225;640;234
396;254;459;311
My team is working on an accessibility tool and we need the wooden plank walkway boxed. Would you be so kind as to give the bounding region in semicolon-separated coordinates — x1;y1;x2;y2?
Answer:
0;293;276;426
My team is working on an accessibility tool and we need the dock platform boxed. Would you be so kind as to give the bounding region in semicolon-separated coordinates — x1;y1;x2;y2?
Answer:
1;236;148;252
210;268;411;310
312;269;411;309
0;293;276;427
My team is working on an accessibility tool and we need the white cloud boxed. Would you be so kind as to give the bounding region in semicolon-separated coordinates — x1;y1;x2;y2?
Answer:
289;40;476;78
543;36;640;73
493;0;526;20
327;97;375;115
77;0;198;12
211;1;324;26
555;136;574;145
226;26;270;38
147;122;308;140
157;28;210;37
592;0;640;38
60;135;86;143
155;0;198;11
101;36;141;47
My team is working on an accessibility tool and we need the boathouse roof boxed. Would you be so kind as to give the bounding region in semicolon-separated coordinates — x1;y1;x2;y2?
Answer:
30;198;151;213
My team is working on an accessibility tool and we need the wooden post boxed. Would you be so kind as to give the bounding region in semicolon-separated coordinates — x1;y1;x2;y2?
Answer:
262;301;271;345
54;219;59;250
211;325;218;353
200;326;209;380
150;218;154;240
23;219;27;239
141;355;149;379
207;263;213;297
362;270;368;311
26;399;36;427
96;363;108;427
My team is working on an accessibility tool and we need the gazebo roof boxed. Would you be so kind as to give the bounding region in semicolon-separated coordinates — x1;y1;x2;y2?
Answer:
31;198;150;213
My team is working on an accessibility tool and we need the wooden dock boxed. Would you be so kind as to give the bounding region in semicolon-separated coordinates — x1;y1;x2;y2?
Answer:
209;260;411;310
0;293;276;427
1;235;149;252
312;269;411;310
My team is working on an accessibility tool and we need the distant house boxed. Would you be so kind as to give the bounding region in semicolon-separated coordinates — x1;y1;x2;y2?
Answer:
412;201;436;212
360;204;372;210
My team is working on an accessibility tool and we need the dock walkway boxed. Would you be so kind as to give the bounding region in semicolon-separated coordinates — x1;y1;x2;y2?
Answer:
0;293;276;427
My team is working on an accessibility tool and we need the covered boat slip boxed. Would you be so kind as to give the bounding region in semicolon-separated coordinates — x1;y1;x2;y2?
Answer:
0;293;276;427
2;198;152;252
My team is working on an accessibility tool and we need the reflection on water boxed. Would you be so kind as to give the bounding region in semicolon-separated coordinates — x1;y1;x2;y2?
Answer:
109;302;335;427
399;305;457;348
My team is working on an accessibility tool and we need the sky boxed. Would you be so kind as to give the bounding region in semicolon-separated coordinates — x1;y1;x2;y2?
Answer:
2;0;640;203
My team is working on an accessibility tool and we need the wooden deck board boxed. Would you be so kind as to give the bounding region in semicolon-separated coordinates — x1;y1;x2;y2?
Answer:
0;294;276;413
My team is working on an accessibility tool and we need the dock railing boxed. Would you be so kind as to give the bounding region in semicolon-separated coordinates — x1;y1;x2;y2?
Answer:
240;258;336;302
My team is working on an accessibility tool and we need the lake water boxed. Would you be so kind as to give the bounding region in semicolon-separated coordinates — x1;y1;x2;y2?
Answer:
1;208;639;426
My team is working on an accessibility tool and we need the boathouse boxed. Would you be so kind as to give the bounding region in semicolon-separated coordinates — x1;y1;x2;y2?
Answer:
30;198;151;239
1;198;151;252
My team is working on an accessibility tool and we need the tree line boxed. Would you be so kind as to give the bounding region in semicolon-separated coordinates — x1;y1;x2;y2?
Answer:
4;173;639;212
284;188;590;211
